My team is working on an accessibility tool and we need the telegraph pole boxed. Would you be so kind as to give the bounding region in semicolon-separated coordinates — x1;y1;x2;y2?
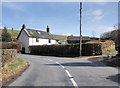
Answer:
79;2;82;56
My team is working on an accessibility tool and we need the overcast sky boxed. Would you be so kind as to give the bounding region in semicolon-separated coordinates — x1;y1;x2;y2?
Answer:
1;2;118;37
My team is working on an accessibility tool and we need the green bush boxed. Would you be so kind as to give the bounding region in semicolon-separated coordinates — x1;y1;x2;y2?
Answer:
29;44;102;57
1;49;17;67
82;44;102;56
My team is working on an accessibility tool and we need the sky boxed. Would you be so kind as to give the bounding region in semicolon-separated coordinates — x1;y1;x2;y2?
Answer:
1;2;118;37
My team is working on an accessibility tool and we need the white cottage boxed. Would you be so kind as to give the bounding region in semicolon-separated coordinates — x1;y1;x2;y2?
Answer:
17;24;57;53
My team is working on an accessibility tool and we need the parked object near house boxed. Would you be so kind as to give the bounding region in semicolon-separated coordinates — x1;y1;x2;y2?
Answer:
67;35;91;44
17;24;57;53
58;40;68;44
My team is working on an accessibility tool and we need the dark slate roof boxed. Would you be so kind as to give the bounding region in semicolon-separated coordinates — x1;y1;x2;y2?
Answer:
67;36;91;41
25;29;55;40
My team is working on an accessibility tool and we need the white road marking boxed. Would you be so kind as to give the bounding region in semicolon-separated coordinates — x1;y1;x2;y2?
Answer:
56;62;65;69
70;78;78;87
65;70;73;78
48;59;53;61
60;65;65;69
56;61;60;64
55;61;78;88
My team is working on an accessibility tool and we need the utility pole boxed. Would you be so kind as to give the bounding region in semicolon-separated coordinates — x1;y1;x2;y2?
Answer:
79;2;82;56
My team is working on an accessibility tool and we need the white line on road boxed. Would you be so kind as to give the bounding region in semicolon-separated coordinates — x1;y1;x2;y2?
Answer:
55;61;78;88
48;59;53;61
65;70;73;78
56;62;65;69
56;62;60;64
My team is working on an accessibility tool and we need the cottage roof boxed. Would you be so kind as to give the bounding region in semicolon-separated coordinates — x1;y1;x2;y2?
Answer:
17;28;55;40
67;36;91;41
27;29;55;39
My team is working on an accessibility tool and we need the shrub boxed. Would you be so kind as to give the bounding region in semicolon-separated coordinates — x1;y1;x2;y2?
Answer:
29;44;102;57
0;42;22;52
1;49;17;68
82;43;102;56
2;27;12;42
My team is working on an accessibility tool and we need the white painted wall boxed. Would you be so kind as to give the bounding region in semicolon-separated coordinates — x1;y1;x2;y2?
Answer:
29;38;57;45
18;30;57;53
17;30;29;53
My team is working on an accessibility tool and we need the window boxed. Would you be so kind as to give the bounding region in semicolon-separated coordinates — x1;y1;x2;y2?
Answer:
36;38;39;42
49;39;51;43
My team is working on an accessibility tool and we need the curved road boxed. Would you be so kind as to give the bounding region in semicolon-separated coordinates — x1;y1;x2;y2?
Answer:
9;54;119;87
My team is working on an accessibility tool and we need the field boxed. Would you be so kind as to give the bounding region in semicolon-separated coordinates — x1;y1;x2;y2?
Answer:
0;28;67;40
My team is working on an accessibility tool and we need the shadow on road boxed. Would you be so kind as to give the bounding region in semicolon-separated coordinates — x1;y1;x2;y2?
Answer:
44;61;106;67
106;74;120;84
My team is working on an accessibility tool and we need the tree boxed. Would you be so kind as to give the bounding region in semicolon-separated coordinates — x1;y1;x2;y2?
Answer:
2;27;12;42
100;25;120;56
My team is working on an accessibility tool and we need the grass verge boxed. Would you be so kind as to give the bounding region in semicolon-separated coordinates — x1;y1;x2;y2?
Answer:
1;58;29;86
103;56;120;67
102;45;116;55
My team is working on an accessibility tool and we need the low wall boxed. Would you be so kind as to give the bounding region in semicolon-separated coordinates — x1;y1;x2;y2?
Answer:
1;49;17;67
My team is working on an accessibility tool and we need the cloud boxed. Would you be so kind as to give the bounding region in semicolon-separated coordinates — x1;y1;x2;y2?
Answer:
97;25;115;33
85;9;104;22
3;2;25;11
92;15;104;21
15;14;20;18
86;9;103;16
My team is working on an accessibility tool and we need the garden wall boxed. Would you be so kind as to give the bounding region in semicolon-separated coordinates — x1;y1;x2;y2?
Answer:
29;44;102;57
1;49;17;67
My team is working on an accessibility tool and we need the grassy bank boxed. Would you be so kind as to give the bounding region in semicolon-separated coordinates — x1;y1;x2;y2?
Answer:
1;58;29;85
102;45;116;55
103;56;120;67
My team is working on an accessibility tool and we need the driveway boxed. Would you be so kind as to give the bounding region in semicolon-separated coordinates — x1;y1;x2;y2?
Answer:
9;54;119;87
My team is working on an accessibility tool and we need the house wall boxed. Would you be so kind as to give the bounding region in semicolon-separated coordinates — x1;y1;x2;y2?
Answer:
29;38;57;45
17;30;29;53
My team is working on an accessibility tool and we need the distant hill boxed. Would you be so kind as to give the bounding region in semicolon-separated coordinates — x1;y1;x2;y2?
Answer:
52;34;67;40
0;28;19;38
0;28;67;40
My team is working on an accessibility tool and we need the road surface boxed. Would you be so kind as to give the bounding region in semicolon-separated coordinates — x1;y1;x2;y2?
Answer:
9;54;119;87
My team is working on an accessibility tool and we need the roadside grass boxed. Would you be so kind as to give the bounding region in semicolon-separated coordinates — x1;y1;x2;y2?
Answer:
103;56;120;67
1;58;29;81
2;58;25;75
102;45;116;55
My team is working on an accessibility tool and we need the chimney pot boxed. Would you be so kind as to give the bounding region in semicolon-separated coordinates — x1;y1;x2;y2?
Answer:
46;25;50;33
22;24;26;29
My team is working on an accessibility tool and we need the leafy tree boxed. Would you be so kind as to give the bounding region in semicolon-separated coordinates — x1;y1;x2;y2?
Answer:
2;27;12;42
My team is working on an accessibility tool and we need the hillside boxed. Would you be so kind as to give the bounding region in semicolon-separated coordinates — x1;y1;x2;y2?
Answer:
0;28;19;38
0;28;67;40
52;34;67;40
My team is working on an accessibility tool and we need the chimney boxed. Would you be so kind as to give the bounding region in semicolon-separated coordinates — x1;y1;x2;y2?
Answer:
46;25;50;33
22;24;26;29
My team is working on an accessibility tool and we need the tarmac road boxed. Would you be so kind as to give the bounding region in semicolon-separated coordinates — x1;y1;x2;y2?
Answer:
9;54;119;87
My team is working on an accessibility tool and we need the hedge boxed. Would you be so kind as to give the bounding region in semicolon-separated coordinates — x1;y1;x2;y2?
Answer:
1;49;17;68
0;42;22;52
29;44;102;57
